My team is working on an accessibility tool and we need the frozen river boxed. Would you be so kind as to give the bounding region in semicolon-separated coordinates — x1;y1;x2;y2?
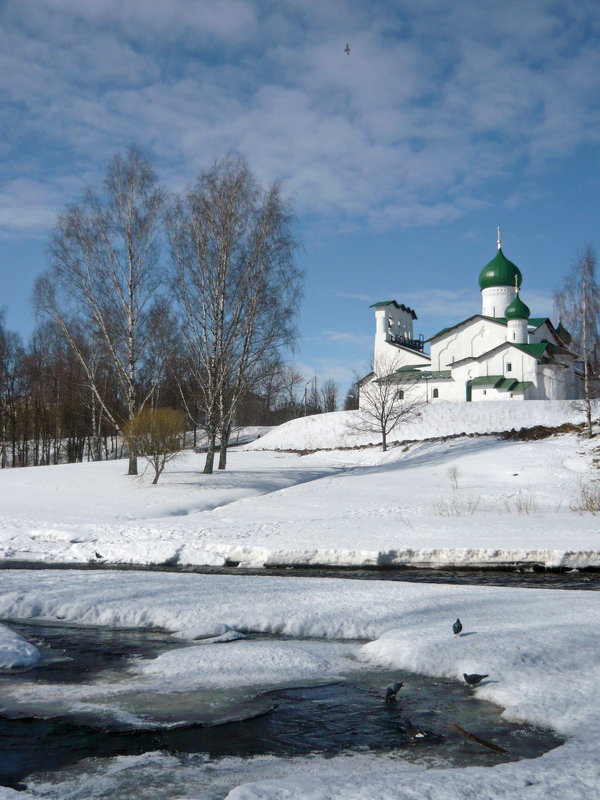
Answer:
1;620;562;797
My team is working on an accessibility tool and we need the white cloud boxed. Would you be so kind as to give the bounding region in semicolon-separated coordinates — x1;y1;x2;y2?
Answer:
1;0;600;235
321;330;373;346
402;288;480;320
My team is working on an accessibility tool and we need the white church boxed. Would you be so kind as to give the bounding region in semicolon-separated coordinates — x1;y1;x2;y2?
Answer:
360;235;582;404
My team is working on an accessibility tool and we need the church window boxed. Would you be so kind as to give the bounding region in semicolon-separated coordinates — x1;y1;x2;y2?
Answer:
432;388;439;399
397;389;404;400
506;362;512;372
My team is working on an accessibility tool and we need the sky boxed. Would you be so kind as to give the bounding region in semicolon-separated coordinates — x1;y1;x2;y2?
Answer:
1;0;600;392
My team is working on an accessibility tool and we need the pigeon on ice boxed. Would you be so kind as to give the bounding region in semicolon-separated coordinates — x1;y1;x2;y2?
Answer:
452;618;463;636
463;672;488;686
385;681;403;702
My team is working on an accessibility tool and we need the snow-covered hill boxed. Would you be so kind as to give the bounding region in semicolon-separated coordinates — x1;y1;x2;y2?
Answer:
246;400;597;451
0;400;599;570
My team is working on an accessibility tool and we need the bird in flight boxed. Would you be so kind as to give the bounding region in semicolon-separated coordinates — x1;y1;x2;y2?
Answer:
345;43;351;54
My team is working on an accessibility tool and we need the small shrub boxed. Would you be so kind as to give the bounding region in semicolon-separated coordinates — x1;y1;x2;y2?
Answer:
432;494;481;516
124;407;187;485
447;465;459;491
571;482;600;514
513;490;537;515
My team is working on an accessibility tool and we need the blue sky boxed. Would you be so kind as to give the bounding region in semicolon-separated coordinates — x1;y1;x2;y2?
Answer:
1;0;600;389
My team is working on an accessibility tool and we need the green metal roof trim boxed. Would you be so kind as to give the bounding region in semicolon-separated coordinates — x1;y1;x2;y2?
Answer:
469;375;505;387
370;300;417;319
478;248;523;290
469;376;532;392
504;293;530;320
395;364;430;372
511;381;533;393
513;343;549;360
528;317;549;329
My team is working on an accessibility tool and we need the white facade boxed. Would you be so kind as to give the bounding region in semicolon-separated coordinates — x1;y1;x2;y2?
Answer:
360;246;582;406
481;284;516;317
372;301;430;369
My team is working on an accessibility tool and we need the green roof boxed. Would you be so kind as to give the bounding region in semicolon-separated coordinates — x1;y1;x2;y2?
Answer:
513;343;549;360
510;381;533;393
504;292;530;320
528;317;549;329
478;248;522;290
469;375;532;393
469;375;505;387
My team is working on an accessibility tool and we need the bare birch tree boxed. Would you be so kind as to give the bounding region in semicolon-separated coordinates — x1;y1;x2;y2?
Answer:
554;245;600;437
351;357;423;451
35;147;166;473
167;156;301;474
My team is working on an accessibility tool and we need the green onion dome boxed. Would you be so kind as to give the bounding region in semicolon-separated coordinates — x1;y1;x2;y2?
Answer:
478;248;522;290
504;292;530;320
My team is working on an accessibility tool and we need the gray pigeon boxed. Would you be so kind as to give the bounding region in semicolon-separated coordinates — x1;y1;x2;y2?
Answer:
385;681;403;702
463;672;488;686
452;618;462;636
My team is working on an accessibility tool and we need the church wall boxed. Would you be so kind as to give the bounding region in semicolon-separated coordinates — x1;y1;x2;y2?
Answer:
481;285;516;317
538;364;574;400
471;386;512;401
373;339;430;372
431;319;508;370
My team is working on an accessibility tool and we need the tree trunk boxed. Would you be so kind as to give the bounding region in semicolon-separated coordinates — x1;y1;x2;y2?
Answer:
218;422;231;470
128;450;138;475
204;435;216;474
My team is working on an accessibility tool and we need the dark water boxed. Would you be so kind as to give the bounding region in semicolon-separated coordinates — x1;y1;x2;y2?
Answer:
221;565;600;590
0;622;563;791
3;560;599;589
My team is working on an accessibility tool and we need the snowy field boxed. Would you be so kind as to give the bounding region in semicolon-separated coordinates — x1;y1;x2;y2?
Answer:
0;570;599;799
0;401;599;570
1;402;600;797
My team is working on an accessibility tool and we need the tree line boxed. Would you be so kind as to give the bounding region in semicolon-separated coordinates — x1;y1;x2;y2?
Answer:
0;148;354;474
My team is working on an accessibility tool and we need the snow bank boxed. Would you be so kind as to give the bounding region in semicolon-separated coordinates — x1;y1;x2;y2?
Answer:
245;400;596;451
137;639;355;688
0;622;41;669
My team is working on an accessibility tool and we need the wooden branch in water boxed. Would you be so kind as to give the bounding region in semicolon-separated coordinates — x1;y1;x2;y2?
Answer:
451;723;509;754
